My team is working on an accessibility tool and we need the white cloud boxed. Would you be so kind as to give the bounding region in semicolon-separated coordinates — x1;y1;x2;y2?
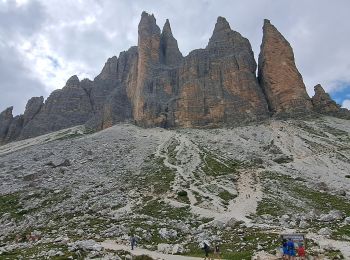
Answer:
342;100;350;109
1;0;350;114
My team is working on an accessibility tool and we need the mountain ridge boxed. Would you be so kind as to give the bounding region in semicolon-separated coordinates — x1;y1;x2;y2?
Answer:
1;11;349;145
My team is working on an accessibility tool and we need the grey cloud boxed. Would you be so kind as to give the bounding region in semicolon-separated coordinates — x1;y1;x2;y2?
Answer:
0;44;47;115
0;0;48;115
1;0;350;114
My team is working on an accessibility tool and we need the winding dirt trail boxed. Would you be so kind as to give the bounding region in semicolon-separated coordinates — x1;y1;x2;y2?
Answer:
101;240;205;260
155;133;262;224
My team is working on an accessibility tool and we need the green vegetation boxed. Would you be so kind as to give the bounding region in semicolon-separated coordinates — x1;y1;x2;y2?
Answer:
176;190;190;204
138;199;191;221
218;190;236;203
141;156;176;194
0;193;27;222
256;171;350;218
167;139;179;165
55;129;84;141
184;227;279;260
200;150;240;177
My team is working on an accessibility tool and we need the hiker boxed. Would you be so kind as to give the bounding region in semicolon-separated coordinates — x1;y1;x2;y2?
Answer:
203;242;210;260
282;239;288;259
130;235;137;250
214;244;220;259
297;243;306;260
287;238;296;260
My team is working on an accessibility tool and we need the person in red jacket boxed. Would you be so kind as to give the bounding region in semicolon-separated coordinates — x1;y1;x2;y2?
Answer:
297;243;306;260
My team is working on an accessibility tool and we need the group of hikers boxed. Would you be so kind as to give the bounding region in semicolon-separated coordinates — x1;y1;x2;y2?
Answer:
129;235;306;259
281;238;306;260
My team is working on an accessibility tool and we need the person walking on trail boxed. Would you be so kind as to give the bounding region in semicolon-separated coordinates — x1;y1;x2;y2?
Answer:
130;235;137;250
297;243;306;260
287;238;296;260
203;242;211;260
282;239;288;260
214;244;221;259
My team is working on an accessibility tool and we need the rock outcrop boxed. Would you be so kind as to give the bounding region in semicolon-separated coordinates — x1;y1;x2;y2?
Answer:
20;75;93;139
312;84;350;119
0;12;347;145
176;17;269;127
0;107;14;144
258;19;312;116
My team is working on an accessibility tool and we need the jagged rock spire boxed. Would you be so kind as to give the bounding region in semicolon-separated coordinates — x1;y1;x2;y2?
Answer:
311;84;340;113
65;75;80;88
258;19;312;115
0;106;14;144
23;96;44;126
160;19;183;66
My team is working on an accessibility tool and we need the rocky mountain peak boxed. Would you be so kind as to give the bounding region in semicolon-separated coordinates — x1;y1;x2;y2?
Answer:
207;16;232;47
139;11;160;36
258;19;312;115
0;106;13;118
23;96;44;126
98;56;118;80
312;84;340;114
160;18;183;66
65;75;80;88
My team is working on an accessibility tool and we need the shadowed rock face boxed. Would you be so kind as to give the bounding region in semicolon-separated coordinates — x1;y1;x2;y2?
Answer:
312;84;340;113
176;17;269;127
0;107;14;144
1;12;347;145
20;76;93;138
311;84;350;119
258;19;312;115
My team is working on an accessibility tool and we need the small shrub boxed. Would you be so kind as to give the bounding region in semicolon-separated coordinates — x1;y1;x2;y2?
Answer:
177;190;188;197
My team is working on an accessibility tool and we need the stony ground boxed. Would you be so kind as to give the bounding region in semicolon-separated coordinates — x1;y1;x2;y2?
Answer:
0;116;350;259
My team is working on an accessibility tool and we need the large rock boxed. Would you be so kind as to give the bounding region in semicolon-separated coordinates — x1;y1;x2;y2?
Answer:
258;19;312;116
23;96;44;126
312;84;339;113
311;84;350;119
0;107;14;144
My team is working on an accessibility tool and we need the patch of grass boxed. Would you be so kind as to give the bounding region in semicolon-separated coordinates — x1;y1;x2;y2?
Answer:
218;190;236;202
256;171;350;218
332;225;350;241
296;122;328;137
200;150;240;177
141;157;176;195
0;192;25;220
137;199;192;221
55;131;84;141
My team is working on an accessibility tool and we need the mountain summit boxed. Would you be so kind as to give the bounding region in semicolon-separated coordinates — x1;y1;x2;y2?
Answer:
0;12;349;145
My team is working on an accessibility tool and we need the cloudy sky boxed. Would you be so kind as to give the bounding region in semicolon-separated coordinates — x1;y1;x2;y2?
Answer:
1;0;350;115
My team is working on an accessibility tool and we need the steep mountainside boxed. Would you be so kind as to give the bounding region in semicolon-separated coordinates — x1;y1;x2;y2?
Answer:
0;117;350;259
1;12;349;145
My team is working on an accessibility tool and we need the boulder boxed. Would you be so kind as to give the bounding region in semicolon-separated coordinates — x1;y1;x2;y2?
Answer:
159;228;177;239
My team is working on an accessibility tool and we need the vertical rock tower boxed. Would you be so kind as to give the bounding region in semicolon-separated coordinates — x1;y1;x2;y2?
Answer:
258;19;312;115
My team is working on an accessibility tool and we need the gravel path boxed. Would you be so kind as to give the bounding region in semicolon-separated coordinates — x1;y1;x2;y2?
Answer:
101;240;206;260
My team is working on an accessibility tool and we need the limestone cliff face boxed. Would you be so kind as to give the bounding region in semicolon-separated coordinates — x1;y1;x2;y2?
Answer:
176;17;269;127
1;12;347;145
311;84;350;119
160;19;183;66
20;76;93;138
258;19;312;115
312;84;340;113
0;107;14;144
